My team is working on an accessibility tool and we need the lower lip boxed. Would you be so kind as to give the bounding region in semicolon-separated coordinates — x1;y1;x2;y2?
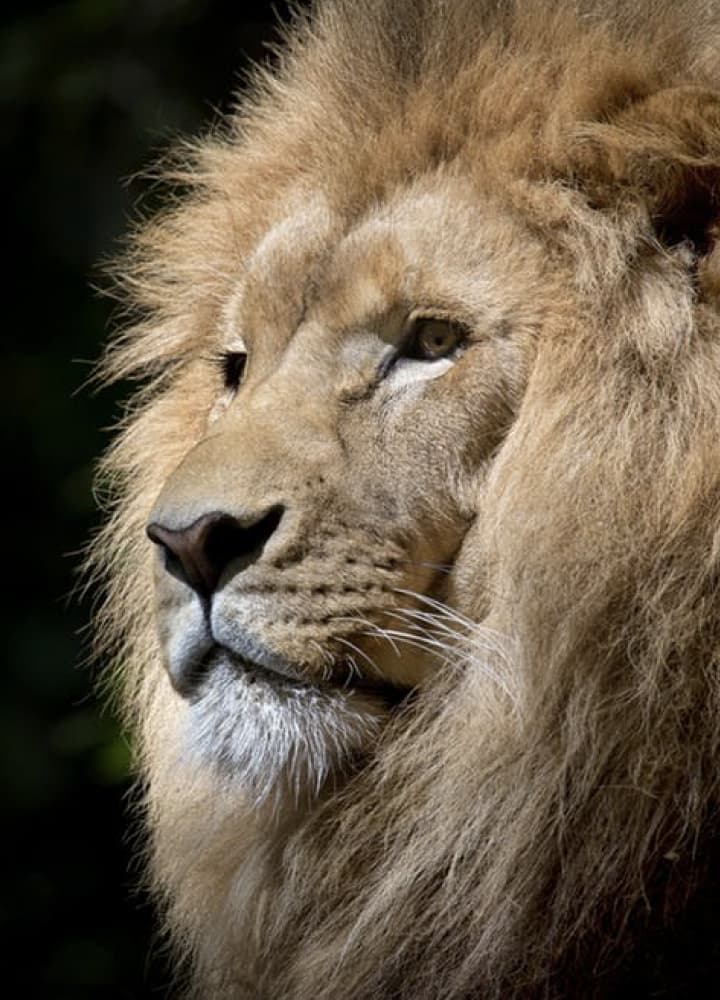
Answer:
212;646;410;706
211;645;311;689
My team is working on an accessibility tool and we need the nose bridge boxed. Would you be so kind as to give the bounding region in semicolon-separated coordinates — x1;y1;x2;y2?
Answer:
151;367;342;525
248;354;338;446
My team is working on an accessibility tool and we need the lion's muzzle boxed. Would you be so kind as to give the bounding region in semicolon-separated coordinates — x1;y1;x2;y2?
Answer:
146;505;291;694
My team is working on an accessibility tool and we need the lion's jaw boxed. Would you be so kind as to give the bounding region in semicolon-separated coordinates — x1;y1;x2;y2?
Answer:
147;180;545;803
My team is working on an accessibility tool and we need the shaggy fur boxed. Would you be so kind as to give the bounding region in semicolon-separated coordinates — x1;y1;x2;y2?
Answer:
92;1;720;996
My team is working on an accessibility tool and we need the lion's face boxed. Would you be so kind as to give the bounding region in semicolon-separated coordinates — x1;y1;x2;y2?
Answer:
147;177;547;798
98;2;720;994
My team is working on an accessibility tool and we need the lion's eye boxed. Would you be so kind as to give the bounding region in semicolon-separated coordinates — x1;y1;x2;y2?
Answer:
401;317;466;361
218;352;247;392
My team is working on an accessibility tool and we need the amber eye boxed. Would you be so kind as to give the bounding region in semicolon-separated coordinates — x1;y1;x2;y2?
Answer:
219;352;247;392
402;317;466;361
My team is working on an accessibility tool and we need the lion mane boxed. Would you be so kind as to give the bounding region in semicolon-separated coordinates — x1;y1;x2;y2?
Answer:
93;1;720;996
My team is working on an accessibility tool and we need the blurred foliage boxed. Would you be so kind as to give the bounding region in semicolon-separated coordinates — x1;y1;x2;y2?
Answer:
3;1;293;994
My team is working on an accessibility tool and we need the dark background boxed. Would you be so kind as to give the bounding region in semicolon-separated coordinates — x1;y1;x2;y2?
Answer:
3;1;296;994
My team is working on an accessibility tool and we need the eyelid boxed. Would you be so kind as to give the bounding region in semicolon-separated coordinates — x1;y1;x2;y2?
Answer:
224;336;248;355
404;308;439;326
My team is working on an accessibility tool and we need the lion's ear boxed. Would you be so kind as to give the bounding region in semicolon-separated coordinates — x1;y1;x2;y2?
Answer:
568;85;720;253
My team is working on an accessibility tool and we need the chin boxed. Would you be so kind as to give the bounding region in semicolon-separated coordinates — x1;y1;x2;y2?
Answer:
183;650;387;805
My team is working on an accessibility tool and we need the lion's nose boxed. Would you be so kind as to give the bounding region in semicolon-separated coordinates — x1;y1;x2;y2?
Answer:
146;506;284;598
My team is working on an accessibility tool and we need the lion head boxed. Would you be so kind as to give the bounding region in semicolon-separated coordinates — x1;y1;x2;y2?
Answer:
94;1;720;996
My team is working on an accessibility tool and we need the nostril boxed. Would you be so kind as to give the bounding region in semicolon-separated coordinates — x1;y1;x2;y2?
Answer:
205;505;284;571
147;505;285;598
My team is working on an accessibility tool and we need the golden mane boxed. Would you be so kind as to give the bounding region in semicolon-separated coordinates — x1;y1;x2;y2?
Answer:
92;1;720;996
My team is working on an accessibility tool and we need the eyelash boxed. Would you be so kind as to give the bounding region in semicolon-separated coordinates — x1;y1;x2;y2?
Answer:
212;351;247;392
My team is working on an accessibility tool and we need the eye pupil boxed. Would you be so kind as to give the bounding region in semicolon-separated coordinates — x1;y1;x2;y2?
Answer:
407;318;464;361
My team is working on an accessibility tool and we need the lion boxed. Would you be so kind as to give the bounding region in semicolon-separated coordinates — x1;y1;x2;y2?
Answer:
92;0;720;996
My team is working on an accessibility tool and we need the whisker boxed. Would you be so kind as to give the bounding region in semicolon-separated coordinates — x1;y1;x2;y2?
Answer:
389;607;469;643
339;651;361;683
393;588;477;630
386;606;519;707
392;560;453;575
308;638;335;681
332;605;518;707
358;627;453;659
332;614;403;658
333;635;382;679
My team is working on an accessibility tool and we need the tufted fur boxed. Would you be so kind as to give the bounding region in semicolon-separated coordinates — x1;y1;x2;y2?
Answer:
92;1;720;996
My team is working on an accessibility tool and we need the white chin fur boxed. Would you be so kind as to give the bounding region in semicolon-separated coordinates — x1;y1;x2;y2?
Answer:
183;658;384;805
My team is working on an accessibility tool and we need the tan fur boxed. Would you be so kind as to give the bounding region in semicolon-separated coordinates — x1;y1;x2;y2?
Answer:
92;2;720;996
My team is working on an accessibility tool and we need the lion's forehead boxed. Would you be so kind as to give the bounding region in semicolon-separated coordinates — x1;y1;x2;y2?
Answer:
221;178;533;357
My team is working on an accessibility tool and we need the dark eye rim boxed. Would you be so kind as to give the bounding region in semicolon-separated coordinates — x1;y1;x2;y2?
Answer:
215;351;247;392
398;315;470;362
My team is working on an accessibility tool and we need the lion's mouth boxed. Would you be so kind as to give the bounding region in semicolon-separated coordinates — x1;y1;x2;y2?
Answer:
187;642;411;708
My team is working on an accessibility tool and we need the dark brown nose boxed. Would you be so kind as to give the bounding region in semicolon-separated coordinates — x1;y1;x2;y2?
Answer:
146;506;284;598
